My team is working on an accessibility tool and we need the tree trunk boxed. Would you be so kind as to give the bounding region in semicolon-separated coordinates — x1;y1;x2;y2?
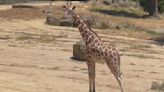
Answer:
148;0;160;17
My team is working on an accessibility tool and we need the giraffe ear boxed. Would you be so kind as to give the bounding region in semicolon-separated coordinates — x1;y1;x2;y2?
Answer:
72;6;76;10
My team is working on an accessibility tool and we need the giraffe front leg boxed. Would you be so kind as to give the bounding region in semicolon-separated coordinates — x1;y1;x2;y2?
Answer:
86;59;93;92
86;55;96;92
91;60;95;92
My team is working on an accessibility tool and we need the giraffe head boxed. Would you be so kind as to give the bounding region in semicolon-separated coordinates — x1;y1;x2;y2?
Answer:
62;1;76;18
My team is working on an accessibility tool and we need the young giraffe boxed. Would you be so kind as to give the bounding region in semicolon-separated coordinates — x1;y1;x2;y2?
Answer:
63;2;124;92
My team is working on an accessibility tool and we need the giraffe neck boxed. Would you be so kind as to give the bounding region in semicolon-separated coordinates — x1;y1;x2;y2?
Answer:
73;14;101;45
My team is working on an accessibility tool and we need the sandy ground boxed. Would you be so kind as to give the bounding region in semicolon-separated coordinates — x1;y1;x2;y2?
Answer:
0;2;164;92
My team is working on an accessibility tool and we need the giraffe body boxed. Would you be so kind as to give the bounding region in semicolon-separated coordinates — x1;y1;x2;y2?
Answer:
77;15;121;75
63;2;124;92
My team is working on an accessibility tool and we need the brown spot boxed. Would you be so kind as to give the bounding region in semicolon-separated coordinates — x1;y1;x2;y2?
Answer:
82;33;85;37
105;49;108;52
88;39;91;44
108;46;112;49
91;43;95;47
85;30;88;34
91;48;96;53
79;27;82;30
85;35;89;40
95;39;98;43
90;36;94;40
96;49;99;53
113;58;118;61
101;52;104;56
86;51;91;55
102;45;106;48
106;60;110;65
113;62;118;66
88;31;91;35
113;52;117;56
97;42;101;46
112;47;116;51
95;46;99;49
108;51;112;54
105;51;108;57
88;36;94;43
108;54;113;59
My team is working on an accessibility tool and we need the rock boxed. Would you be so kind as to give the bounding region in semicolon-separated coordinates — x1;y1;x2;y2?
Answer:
103;0;111;5
12;4;36;8
46;16;74;27
42;9;51;14
72;40;105;64
46;16;60;26
60;18;74;26
73;39;86;61
151;82;159;90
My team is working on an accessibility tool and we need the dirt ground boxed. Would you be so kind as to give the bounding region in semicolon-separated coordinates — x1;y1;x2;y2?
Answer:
0;2;164;92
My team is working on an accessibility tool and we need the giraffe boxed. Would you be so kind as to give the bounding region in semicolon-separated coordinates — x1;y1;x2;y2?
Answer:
63;1;125;92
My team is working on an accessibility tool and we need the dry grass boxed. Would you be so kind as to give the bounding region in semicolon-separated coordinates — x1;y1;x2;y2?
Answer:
0;3;163;42
88;4;164;41
0;5;64;20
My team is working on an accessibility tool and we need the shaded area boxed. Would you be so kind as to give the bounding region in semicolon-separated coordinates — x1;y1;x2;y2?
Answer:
153;33;164;46
92;9;142;18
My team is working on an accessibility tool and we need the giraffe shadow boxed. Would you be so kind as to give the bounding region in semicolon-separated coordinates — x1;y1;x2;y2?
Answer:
70;56;85;62
153;34;164;46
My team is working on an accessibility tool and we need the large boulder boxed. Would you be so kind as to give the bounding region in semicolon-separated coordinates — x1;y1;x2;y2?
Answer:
103;0;111;5
72;40;105;64
46;15;60;26
12;4;36;8
59;14;74;26
73;39;86;61
46;15;74;26
59;18;74;27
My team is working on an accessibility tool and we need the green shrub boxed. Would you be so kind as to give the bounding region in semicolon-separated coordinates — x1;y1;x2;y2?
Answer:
158;0;164;13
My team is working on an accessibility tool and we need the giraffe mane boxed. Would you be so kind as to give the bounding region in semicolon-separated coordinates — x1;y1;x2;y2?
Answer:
78;15;100;39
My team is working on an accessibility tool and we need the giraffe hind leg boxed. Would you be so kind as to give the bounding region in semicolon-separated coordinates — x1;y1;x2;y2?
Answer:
105;60;124;92
113;66;125;92
115;74;124;92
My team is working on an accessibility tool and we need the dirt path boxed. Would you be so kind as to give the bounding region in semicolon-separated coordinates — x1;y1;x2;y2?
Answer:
0;18;164;92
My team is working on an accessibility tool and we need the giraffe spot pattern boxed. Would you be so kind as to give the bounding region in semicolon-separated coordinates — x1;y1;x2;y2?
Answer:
90;43;95;47
94;39;98;43
113;51;117;56
74;13;122;85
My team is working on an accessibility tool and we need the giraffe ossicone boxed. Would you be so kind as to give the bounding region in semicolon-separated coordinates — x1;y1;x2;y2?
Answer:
63;1;125;92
